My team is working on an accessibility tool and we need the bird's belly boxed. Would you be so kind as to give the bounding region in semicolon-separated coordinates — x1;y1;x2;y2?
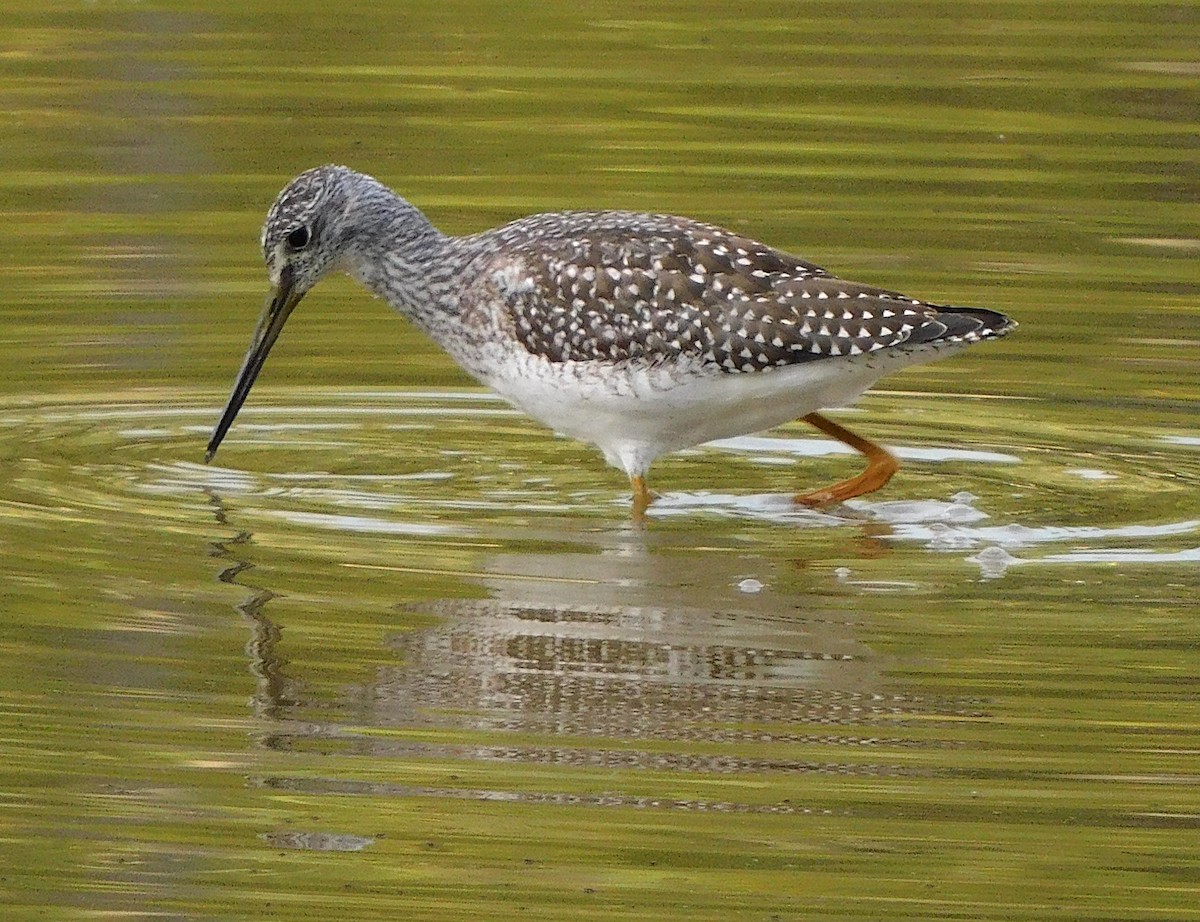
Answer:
478;346;955;474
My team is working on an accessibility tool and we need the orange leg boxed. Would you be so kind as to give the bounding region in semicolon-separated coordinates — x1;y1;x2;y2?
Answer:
794;412;899;507
630;474;653;521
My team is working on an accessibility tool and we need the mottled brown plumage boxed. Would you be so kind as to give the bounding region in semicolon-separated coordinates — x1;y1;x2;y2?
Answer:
483;211;1007;370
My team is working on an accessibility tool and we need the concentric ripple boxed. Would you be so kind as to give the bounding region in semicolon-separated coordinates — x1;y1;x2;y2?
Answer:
3;388;1198;577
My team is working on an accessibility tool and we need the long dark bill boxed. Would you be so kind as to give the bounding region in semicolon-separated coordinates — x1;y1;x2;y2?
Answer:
205;267;305;462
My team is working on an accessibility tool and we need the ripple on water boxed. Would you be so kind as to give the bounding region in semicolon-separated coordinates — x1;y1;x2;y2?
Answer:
5;390;1199;582
4;389;1198;822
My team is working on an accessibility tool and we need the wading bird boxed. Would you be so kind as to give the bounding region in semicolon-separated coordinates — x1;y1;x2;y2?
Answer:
207;166;1014;517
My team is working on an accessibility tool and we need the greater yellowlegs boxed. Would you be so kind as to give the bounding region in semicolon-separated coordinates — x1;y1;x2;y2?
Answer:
206;165;1015;516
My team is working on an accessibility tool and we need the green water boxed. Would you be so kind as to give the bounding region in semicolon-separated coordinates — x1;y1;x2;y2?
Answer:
2;2;1198;919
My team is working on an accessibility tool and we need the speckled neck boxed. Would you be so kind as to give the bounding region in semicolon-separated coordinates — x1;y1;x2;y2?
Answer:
338;185;463;326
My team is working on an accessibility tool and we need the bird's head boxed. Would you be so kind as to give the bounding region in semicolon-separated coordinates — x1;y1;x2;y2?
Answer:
206;164;365;462
260;164;359;295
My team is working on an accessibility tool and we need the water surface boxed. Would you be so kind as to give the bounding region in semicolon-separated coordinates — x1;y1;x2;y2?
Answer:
1;2;1198;919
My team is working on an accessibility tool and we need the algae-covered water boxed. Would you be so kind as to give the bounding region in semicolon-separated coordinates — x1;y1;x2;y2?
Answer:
2;2;1198;919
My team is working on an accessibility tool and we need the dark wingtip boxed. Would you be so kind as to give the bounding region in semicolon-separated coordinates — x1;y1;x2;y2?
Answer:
930;306;1018;344
204;447;216;464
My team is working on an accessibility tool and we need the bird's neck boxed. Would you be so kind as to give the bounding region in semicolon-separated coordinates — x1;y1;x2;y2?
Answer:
340;190;461;329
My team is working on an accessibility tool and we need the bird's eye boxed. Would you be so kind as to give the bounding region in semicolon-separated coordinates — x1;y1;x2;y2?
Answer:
287;225;311;250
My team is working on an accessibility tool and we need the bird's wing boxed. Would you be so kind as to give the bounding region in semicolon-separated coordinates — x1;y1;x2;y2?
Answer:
481;214;1011;370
